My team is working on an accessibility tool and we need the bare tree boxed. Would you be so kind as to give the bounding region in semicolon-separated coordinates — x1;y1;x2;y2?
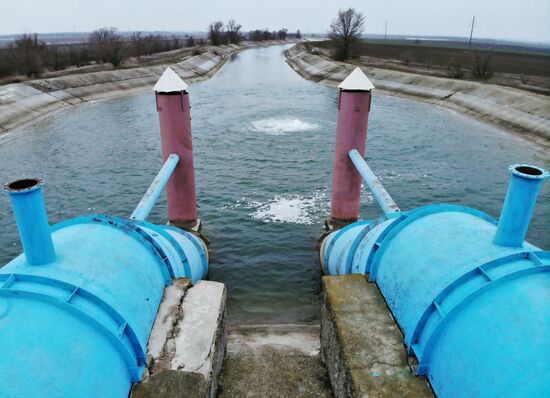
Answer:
226;19;243;44
277;29;288;40
171;35;181;49
329;8;365;61
471;50;493;79
89;27;125;67
131;32;144;57
186;35;196;47
248;30;263;41
9;33;47;77
296;29;302;39
208;21;225;46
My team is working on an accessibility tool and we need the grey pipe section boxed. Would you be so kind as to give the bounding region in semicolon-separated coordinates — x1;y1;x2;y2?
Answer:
348;149;400;216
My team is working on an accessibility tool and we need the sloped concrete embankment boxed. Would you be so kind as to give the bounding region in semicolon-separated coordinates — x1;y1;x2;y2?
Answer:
0;41;288;134
285;44;550;142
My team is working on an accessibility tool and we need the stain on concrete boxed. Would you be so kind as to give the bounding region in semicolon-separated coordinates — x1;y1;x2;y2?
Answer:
321;275;434;398
218;324;333;398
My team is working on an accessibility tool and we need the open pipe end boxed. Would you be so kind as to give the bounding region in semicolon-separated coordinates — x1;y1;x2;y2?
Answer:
509;164;549;180
3;178;44;194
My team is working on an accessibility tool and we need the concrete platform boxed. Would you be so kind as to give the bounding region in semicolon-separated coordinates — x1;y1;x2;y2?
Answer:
218;324;333;397
321;275;434;397
131;279;227;398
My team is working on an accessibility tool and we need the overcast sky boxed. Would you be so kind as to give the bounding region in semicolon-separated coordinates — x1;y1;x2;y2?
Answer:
1;0;549;43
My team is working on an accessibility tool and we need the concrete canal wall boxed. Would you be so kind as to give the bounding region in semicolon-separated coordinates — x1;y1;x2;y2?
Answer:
321;275;434;397
285;44;550;143
0;40;290;134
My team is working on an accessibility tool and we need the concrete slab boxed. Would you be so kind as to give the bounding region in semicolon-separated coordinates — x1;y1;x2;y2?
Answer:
218;324;332;398
170;280;227;377
227;324;321;356
131;279;227;398
147;278;192;364
321;275;433;398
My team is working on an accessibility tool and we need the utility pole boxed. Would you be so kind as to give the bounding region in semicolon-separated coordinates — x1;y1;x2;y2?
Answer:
385;20;388;41
468;15;475;48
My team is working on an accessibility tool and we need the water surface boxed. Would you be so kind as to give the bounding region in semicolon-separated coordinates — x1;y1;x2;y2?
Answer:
0;44;548;325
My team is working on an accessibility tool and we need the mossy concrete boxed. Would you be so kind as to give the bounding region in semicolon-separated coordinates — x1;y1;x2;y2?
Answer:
131;370;208;398
321;275;433;397
218;324;333;398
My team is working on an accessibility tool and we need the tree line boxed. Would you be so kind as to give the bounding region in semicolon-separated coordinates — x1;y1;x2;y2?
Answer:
208;19;300;46
0;28;196;80
1;22;301;81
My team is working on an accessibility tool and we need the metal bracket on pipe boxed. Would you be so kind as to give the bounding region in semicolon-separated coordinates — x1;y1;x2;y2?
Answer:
130;154;180;221
348;149;400;217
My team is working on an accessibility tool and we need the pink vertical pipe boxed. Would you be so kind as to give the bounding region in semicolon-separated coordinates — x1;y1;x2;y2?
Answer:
330;68;374;223
154;68;197;227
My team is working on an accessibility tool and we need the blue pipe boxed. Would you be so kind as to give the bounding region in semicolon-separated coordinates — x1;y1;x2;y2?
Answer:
1;165;209;397
348;149;400;217
494;164;549;247
3;178;56;265
130;154;179;221
320;164;549;397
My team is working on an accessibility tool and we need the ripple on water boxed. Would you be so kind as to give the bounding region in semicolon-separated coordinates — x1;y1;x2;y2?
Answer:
0;44;548;327
250;117;319;135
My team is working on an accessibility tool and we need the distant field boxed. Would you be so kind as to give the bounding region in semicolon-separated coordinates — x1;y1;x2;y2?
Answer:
312;39;550;94
0;31;208;48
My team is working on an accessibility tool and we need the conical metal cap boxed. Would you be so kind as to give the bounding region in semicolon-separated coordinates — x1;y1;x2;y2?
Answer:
153;67;189;93
338;67;374;91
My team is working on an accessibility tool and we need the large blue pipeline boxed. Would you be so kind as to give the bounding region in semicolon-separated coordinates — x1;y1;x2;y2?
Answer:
0;154;208;398
321;149;549;397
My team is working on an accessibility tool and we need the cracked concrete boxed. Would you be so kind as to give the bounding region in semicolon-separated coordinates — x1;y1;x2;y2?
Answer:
131;279;227;398
321;275;434;398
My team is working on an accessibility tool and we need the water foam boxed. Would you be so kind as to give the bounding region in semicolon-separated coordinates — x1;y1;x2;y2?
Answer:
251;191;329;225
224;188;377;225
250;117;318;135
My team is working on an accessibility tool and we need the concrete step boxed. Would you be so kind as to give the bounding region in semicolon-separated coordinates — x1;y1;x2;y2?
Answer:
131;279;227;398
322;275;433;397
218;324;333;398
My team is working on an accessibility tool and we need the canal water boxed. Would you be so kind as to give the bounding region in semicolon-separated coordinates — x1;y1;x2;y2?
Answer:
0;44;548;325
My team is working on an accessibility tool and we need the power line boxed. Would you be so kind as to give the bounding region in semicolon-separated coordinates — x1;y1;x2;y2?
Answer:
468;15;475;48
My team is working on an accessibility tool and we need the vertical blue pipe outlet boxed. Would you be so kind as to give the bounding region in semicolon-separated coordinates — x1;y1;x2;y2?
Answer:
495;164;549;247
321;159;549;398
0;174;209;398
3;178;56;265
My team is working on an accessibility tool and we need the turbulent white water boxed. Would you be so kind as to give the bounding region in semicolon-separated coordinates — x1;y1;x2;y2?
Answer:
250;117;319;135
252;195;324;225
1;44;547;327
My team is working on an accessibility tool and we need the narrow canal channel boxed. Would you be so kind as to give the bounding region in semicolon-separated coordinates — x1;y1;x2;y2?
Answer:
0;44;548;325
